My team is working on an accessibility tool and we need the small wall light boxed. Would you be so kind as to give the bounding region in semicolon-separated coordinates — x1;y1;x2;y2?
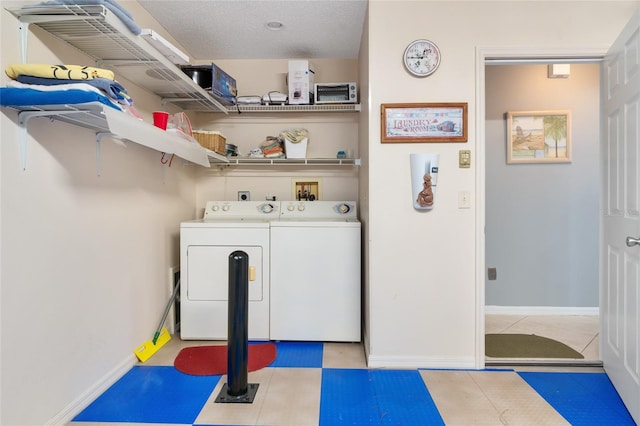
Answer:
548;64;570;78
266;21;284;31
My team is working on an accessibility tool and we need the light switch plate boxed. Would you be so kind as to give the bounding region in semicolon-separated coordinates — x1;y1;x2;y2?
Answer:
459;150;471;168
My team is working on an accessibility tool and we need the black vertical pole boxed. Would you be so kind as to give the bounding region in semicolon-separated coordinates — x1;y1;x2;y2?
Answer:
227;250;248;396
215;250;259;403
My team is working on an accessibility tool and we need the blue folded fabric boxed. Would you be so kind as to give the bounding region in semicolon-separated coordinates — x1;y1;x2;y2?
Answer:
31;0;141;35
0;87;122;110
16;75;132;105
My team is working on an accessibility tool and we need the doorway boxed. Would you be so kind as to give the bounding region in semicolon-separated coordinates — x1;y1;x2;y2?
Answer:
485;62;601;364
475;51;607;367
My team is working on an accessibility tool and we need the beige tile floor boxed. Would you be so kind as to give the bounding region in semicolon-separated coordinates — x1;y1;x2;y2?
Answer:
485;314;600;363
82;333;602;425
421;370;572;425
71;316;604;425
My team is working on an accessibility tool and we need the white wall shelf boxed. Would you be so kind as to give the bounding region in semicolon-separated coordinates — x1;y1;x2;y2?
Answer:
209;156;361;166
224;104;361;113
5;4;360;171
7;4;229;113
3;102;210;171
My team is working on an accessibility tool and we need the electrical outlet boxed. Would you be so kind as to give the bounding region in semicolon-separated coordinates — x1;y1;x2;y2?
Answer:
458;191;471;208
488;267;497;280
238;191;250;201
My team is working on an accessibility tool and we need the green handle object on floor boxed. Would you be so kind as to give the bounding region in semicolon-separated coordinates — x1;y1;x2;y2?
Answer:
152;279;180;345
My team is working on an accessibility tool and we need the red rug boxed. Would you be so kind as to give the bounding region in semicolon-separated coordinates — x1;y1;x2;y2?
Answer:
174;343;277;376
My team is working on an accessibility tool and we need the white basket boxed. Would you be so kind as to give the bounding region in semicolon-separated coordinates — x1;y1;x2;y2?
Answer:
284;137;308;158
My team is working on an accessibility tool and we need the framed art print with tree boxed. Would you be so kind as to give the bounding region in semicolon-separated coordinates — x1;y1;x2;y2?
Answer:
506;110;571;164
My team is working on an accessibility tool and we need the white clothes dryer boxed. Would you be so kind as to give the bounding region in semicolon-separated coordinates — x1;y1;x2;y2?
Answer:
180;201;280;340
270;201;361;342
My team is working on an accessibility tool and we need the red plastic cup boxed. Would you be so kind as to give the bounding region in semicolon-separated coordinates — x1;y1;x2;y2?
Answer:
152;111;169;130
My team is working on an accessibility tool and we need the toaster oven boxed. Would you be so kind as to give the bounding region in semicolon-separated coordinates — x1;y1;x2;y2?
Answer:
314;82;357;104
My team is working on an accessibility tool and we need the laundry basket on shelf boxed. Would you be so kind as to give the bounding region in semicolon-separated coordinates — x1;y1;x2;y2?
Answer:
281;128;308;158
193;130;226;155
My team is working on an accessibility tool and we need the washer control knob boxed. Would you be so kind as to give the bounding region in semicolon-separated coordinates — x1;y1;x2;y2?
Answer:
222;204;230;211
211;205;219;211
287;204;295;211
261;203;274;213
338;203;351;214
297;204;305;211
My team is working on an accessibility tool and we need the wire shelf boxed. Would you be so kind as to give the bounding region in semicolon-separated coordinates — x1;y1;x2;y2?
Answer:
226;104;361;113
8;4;228;113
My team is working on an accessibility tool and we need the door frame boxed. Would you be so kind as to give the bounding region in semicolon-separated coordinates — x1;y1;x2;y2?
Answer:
474;46;608;369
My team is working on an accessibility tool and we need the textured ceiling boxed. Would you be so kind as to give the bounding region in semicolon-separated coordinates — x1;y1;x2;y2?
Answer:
138;0;368;60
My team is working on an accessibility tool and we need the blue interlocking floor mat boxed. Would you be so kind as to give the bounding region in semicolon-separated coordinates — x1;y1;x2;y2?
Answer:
72;366;220;423
320;369;445;425
519;371;635;425
270;341;324;368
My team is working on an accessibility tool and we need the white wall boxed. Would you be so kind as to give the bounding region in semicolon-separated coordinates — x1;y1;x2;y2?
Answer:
485;63;600;308
365;1;638;368
1;2;198;424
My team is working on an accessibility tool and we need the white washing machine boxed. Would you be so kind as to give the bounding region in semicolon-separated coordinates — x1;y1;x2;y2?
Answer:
270;201;361;342
180;201;280;340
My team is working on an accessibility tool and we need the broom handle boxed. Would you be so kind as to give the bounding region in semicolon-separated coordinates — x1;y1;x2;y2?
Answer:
152;279;180;344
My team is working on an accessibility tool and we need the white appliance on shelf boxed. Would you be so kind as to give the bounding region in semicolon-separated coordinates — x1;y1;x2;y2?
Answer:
180;201;280;340
270;201;361;342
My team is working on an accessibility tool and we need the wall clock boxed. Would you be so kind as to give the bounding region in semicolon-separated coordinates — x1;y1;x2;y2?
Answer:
403;39;441;77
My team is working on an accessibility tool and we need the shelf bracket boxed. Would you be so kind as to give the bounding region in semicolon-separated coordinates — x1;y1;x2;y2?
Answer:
96;132;109;176
18;122;28;171
16;110;58;171
17;109;102;170
19;22;29;63
95;132;127;176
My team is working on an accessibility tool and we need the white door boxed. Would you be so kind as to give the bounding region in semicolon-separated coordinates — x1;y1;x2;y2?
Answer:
602;9;640;424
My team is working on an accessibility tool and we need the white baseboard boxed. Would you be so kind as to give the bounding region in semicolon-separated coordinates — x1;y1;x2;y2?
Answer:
485;305;599;316
45;354;138;425
367;354;476;370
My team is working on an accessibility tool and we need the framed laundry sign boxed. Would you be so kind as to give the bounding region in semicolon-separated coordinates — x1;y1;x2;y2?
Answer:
506;110;571;164
381;102;468;143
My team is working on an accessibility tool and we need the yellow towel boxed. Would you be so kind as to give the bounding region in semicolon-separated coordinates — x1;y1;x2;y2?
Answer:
5;63;115;81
